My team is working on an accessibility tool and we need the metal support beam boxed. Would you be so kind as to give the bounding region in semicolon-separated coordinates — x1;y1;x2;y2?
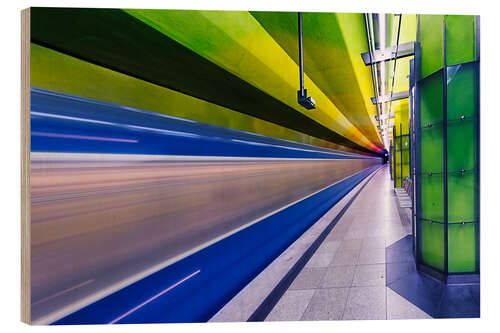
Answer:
297;12;315;110
363;13;382;121
442;18;449;280
361;41;415;66
371;90;409;104
298;12;304;97
377;124;392;130
375;113;395;121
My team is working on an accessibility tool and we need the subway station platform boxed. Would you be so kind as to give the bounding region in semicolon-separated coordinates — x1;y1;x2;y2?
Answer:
23;9;480;325
212;166;479;322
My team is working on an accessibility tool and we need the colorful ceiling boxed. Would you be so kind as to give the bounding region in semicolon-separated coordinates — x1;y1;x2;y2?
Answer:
30;8;418;155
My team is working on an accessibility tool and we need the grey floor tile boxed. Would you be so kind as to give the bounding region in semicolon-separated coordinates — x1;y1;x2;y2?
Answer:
352;215;374;223
385;218;403;225
333;224;351;233
360;213;385;221
368;228;386;237
347;223;366;231
301;288;350;321
385;224;406;234
321;265;356;288
266;289;316;321
344;229;365;240
370;220;387;227
334;220;351;229
384;213;402;221
325;230;347;241
316;240;341;254
296;232;319;247
338;214;357;225
361;228;382;237
386;287;432;319
358;248;386;265
342;286;387;320
265;167;411;322
386;231;409;247
340;209;356;219
362;237;386;249
352;264;386;286
289;267;327;290
339;239;362;251
305;251;336;268
330;248;360;266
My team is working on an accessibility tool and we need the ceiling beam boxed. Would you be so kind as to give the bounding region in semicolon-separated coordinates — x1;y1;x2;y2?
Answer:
371;90;409;104
375;113;395;121
361;41;415;65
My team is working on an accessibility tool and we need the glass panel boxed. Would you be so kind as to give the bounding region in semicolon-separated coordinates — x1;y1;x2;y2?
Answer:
420;125;443;174
445;15;476;67
394;134;410;187
447;120;475;172
447;63;475;120
448;222;476;273
446;61;478;274
421;174;444;222
447;62;476;172
421;220;444;271
419;15;444;78
402;135;410;180
418;69;445;272
448;172;475;223
395;149;402;187
420;70;443;125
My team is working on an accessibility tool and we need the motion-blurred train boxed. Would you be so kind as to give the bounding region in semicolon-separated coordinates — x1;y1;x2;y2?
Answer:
30;88;381;324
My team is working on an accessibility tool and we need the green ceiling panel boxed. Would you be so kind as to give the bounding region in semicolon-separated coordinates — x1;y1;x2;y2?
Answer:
124;9;381;152
30;7;378;154
251;11;383;149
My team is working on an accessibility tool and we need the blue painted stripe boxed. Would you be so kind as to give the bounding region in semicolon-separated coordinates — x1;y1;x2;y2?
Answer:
53;164;379;324
30;88;379;160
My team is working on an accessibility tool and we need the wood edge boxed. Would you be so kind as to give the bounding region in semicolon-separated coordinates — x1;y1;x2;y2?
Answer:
21;7;31;325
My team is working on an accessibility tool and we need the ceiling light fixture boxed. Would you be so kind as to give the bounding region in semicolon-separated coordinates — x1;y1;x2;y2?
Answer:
297;12;316;110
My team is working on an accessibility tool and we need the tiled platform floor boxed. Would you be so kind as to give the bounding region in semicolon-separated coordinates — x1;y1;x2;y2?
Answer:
265;166;479;321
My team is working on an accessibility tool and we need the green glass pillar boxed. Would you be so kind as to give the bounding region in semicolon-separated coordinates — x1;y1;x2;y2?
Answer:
390;136;394;180
394;100;410;188
415;14;479;279
392;127;396;184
